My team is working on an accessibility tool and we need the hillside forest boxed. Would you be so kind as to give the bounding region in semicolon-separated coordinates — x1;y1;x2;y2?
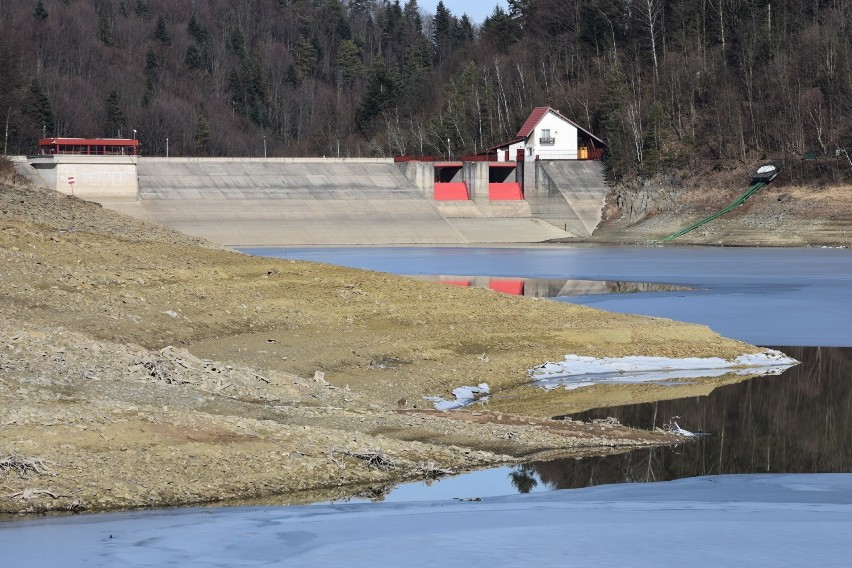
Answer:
1;0;851;179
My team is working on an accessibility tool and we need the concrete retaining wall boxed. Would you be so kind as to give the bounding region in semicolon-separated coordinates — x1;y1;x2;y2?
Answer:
525;161;608;237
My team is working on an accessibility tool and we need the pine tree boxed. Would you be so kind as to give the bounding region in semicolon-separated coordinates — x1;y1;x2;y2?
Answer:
26;80;54;136
481;7;517;50
403;0;422;34
356;60;402;135
402;36;432;88
105;90;124;136
454;15;474;48
194;107;212;155
97;11;114;46
598;57;629;177
134;0;150;21
185;44;203;71
334;40;363;84
248;58;270;128
144;48;158;90
432;1;453;64
187;15;209;44
33;0;49;22
228;69;245;115
153;15;171;45
285;64;301;88
227;28;247;61
293;36;318;77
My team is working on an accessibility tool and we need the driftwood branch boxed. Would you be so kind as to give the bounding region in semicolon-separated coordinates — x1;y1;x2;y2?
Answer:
8;488;67;501
414;461;456;479
328;448;344;469
0;454;55;478
332;449;396;470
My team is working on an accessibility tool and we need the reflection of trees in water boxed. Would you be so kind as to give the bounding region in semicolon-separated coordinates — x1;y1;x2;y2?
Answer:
509;465;539;493
530;347;852;491
604;282;692;294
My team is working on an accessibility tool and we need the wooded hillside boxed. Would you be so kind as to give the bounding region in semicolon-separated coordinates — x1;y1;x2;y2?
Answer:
1;0;851;179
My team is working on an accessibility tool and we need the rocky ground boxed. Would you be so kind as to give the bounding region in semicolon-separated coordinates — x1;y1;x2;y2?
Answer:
589;163;852;246
1;163;770;516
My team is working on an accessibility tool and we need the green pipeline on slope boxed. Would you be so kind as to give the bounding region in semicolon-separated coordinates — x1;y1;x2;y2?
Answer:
660;181;767;242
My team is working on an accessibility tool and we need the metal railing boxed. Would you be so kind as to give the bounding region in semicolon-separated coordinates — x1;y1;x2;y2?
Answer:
539;137;555;145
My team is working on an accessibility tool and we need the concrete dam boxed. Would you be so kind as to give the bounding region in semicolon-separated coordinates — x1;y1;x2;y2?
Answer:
15;156;610;246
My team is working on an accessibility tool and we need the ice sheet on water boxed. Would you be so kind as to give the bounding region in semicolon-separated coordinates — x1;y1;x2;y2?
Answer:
530;349;798;390
3;474;851;568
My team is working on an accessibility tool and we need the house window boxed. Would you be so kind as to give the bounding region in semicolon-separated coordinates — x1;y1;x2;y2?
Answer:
540;129;555;145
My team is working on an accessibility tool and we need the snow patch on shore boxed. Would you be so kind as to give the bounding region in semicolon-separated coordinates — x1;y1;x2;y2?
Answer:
530;349;798;390
425;383;490;410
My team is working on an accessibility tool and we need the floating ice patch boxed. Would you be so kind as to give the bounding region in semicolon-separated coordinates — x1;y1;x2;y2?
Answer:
530;349;798;390
425;383;490;410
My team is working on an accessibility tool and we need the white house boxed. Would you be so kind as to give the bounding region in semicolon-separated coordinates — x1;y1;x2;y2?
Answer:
490;107;605;162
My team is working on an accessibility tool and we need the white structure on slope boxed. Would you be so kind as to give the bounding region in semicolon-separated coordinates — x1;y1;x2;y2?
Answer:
492;106;605;162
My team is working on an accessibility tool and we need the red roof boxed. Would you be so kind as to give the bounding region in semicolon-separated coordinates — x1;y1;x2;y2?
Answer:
516;107;551;138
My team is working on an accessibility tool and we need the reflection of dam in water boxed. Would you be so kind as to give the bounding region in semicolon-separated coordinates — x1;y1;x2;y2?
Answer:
407;275;693;297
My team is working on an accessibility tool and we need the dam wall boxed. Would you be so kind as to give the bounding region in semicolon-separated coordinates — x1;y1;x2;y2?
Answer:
18;155;609;246
105;157;569;246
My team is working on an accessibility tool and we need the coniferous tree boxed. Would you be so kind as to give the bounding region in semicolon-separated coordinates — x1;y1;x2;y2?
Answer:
187;15;209;44
134;0;150;20
432;1;453;64
227;28;247;61
105;90;124;136
248;58;270;128
194;107;212;155
334;39;363;84
144;48;158;90
33;0;48;22
285;64;301;88
454;15;474;48
293;36;318;77
153;15;171;45
598;57;630;178
185;44;204;71
481;6;518;50
356;60;402;135
228;69;245;115
403;0;422;33
26;80;54;137
97;11;114;46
